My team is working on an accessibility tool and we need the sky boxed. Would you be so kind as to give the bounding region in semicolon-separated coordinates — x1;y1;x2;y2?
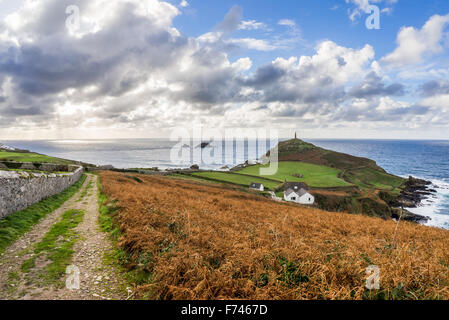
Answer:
1;0;449;140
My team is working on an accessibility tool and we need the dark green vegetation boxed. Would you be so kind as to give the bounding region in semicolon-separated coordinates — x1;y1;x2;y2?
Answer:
21;209;85;286
271;138;380;170
342;167;404;193
0;174;86;254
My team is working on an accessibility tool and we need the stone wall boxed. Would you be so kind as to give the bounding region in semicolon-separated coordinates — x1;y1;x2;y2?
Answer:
0;162;84;219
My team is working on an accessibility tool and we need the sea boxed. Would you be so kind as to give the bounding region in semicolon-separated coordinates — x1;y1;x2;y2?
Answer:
3;139;449;229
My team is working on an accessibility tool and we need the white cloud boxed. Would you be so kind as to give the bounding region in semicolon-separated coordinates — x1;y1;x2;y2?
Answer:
382;14;449;67
228;38;276;51
0;0;440;139
231;57;252;72
197;8;276;52
238;20;267;30
197;31;223;43
278;19;296;27
421;94;449;110
180;0;189;8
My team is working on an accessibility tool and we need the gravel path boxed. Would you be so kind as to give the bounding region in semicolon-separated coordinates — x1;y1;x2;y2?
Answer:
0;174;129;300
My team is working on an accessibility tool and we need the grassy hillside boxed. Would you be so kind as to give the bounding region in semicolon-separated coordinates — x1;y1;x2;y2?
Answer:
243;139;406;194
271;139;380;170
99;171;449;300
238;162;352;188
0;150;73;165
342;167;404;193
171;139;409;220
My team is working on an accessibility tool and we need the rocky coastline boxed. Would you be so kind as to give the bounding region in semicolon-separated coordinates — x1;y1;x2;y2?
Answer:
391;176;436;224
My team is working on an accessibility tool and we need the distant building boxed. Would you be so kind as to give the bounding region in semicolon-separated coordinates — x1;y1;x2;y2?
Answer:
283;182;314;205
249;183;264;192
0;144;15;151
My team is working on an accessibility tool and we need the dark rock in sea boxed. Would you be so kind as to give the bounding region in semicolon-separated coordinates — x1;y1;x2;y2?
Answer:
395;176;437;209
392;209;430;224
403;213;430;224
182;144;191;149
190;164;200;170
405;176;432;188
197;142;211;149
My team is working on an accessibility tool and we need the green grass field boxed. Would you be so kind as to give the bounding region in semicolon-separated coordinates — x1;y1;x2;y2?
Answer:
237;162;353;188
191;171;281;190
342;167;405;192
0;150;73;164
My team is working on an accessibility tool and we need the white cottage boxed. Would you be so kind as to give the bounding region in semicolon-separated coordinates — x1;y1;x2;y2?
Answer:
283;183;314;205
0;143;15;151
249;182;264;192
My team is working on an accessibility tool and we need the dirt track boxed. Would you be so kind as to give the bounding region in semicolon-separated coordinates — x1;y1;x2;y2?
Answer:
0;174;129;300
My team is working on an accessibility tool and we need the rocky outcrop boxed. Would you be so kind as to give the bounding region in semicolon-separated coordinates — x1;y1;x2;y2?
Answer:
379;176;434;224
392;208;429;224
395;176;434;208
197;142;211;149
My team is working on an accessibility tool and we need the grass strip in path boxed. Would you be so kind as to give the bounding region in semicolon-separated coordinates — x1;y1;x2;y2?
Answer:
77;179;94;202
0;174;86;254
21;209;85;286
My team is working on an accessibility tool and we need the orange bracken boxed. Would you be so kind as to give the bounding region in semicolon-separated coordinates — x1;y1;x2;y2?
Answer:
99;171;449;300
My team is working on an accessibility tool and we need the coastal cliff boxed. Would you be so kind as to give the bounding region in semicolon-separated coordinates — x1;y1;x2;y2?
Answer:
263;139;435;223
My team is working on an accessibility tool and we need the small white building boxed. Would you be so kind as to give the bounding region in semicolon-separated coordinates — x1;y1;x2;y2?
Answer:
0;144;15;151
284;183;314;205
249;182;264;192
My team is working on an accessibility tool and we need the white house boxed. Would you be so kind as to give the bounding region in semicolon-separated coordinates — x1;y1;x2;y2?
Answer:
0;143;15;151
283;183;314;205
249;182;264;192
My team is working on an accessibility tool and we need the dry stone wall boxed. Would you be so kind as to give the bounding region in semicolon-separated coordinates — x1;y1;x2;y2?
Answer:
0;162;83;218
